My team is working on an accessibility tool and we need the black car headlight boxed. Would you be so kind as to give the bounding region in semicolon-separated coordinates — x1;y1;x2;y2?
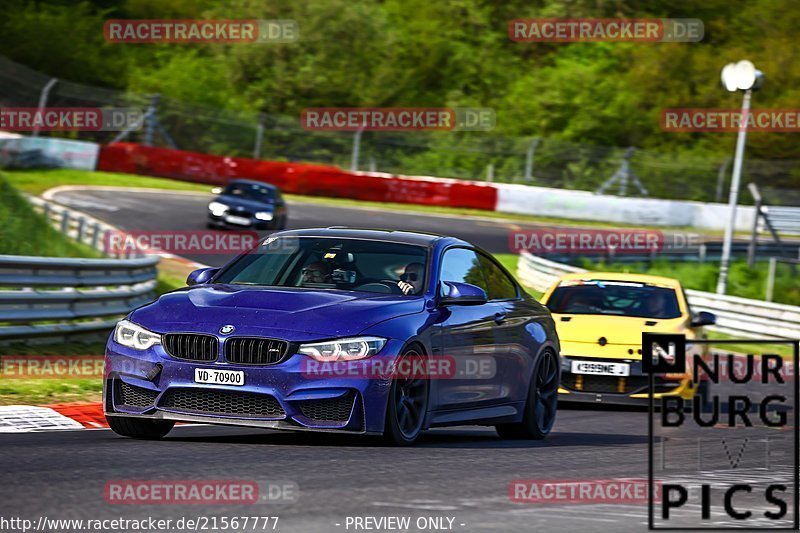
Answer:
113;320;162;350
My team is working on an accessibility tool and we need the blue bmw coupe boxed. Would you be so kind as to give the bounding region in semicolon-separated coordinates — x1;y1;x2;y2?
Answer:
104;228;560;444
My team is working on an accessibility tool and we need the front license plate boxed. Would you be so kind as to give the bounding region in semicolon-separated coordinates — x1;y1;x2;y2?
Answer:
571;360;630;376
194;368;245;386
224;215;251;226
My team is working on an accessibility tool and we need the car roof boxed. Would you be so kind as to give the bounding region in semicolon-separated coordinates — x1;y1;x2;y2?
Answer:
555;271;682;288
273;227;466;247
227;179;279;189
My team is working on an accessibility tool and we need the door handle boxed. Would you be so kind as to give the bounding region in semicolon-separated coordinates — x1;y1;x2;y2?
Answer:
494;312;506;324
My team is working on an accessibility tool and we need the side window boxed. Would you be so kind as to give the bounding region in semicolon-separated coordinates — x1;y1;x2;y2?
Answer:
440;248;487;295
478;254;518;300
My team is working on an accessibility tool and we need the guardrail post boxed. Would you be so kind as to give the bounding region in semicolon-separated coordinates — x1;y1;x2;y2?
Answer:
42;202;51;221
103;229;114;257
253;114;265;159
32;78;58;138
766;256;777;302
91;222;101;251
60;210;70;234
523;137;540;182
144;94;160;146
350;127;363;171
747;183;763;268
698;243;706;263
76;217;86;243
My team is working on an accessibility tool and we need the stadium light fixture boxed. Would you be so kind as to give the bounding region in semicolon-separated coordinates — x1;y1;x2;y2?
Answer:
716;60;764;295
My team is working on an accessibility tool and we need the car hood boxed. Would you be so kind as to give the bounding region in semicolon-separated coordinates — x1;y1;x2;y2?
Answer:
553;313;689;359
130;285;424;341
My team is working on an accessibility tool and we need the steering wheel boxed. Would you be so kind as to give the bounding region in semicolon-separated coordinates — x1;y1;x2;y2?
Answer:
373;279;403;294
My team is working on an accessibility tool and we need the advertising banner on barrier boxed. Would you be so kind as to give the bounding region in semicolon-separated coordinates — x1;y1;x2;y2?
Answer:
96;142;498;210
0;136;100;171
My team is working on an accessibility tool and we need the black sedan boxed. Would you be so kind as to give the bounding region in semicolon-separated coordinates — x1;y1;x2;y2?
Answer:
207;179;288;230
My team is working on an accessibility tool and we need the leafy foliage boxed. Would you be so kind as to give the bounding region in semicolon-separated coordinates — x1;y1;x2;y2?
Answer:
2;0;800;192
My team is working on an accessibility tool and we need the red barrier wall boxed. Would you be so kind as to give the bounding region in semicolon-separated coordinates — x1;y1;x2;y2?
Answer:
97;143;497;211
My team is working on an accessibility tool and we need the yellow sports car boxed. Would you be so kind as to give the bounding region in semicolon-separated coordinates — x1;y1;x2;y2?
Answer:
540;272;715;405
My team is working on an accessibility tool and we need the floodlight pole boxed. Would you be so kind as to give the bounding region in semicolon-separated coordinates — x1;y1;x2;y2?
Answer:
716;88;752;294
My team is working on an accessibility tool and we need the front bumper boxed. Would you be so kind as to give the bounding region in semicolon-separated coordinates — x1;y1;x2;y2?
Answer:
557;355;695;405
207;213;276;230
103;338;405;435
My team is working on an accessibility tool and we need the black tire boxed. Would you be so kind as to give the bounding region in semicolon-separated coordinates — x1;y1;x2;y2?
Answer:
496;349;559;440
277;215;287;230
383;347;429;446
107;416;175;440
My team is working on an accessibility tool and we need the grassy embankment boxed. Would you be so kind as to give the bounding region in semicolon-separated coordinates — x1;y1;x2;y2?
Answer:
0;174;106;403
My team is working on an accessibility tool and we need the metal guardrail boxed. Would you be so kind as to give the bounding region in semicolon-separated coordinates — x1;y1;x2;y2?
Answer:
0;195;162;342
27;195;144;258
760;206;800;236
0;254;158;341
537;241;800;266
518;251;800;340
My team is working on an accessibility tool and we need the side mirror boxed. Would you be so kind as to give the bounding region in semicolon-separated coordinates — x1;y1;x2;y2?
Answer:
691;311;716;327
187;267;220;286
211;187;223;194
440;281;487;306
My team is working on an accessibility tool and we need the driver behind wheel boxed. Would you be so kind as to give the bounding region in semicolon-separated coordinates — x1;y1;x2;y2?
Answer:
301;261;331;284
397;262;424;295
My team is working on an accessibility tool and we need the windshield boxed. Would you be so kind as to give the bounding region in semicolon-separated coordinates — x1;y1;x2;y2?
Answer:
545;280;681;319
213;237;428;295
223;182;275;201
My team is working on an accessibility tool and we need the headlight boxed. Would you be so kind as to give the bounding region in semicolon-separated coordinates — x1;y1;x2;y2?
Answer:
114;320;161;350
208;201;229;216
298;336;386;362
254;211;274;221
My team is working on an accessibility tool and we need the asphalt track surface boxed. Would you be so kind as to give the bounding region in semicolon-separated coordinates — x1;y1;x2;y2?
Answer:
50;188;535;266
1;188;794;532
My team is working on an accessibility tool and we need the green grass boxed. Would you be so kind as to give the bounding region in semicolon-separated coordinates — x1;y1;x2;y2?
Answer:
0;343;106;405
4;168;210;195
0;378;102;405
156;271;188;295
0;173;100;257
494;253;542;299
580;258;799;306
705;330;796;359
